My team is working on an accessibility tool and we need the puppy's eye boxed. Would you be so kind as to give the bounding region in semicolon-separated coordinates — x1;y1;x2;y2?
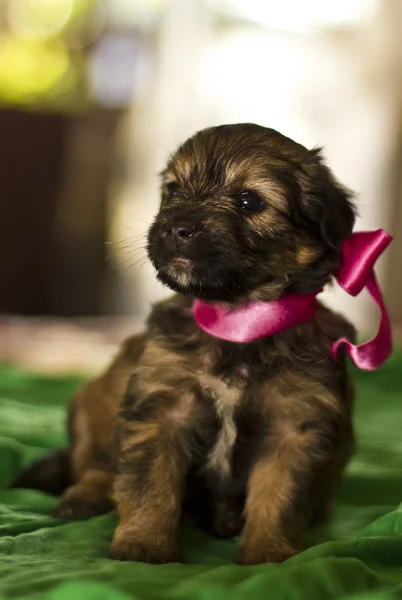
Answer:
166;182;179;198
161;182;179;203
235;190;264;213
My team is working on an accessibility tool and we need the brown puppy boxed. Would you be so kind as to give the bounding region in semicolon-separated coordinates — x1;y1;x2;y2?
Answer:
14;124;357;565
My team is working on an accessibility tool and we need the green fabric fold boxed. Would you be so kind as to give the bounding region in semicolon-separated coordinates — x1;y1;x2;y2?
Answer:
0;357;402;600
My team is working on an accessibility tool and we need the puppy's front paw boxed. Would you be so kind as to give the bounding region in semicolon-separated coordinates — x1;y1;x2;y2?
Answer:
54;485;113;520
236;542;299;565
110;533;180;564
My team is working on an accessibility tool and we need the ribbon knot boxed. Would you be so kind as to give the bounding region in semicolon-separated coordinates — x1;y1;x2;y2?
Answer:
193;229;393;372
335;230;392;297
332;229;393;370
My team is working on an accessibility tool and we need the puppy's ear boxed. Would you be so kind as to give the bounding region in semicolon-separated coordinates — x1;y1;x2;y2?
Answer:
302;148;356;248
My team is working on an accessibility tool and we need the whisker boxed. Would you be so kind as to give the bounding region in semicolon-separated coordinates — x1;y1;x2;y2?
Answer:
137;258;149;273
115;248;147;268
106;240;147;257
125;256;149;275
106;243;143;255
106;233;147;247
112;219;147;236
126;213;151;226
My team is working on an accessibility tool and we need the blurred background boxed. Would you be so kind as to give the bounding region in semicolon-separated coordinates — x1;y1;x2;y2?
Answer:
0;0;401;372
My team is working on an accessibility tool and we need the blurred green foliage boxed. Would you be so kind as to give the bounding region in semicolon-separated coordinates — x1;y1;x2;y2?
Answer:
0;0;98;113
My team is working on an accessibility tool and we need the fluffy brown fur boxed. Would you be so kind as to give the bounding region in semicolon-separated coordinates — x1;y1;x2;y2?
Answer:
13;124;357;565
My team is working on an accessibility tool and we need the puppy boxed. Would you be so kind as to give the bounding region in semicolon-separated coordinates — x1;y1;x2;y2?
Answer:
14;124;357;565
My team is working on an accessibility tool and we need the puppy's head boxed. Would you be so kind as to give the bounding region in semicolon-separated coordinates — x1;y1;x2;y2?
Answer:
147;124;356;303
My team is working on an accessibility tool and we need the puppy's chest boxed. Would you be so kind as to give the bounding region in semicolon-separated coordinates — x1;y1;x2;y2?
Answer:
197;370;245;481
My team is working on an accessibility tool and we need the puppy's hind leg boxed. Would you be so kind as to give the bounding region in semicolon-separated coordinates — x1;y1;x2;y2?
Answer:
55;334;146;520
310;420;355;526
55;471;113;519
11;392;114;519
55;389;115;519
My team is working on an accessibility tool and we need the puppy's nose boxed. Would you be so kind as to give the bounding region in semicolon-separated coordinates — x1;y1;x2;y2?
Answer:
167;222;198;246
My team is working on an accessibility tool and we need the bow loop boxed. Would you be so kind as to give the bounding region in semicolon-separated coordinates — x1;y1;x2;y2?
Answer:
335;229;392;296
332;228;393;370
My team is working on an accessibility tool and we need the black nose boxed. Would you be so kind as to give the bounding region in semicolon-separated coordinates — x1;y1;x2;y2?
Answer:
167;222;199;246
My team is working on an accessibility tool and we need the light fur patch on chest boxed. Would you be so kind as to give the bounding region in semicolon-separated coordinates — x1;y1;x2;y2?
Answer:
198;373;242;479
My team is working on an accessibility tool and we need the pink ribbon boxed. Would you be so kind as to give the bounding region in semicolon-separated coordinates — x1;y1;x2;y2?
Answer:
331;229;392;370
193;229;393;371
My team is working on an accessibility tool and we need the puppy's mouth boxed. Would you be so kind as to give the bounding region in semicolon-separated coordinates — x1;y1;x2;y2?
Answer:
168;254;194;277
171;256;191;264
151;254;245;301
154;254;201;296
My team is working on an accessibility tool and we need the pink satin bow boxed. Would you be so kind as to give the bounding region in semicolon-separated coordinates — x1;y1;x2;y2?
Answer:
193;229;393;371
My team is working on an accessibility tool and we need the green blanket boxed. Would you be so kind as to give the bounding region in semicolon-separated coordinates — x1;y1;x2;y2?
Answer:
1;357;402;600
